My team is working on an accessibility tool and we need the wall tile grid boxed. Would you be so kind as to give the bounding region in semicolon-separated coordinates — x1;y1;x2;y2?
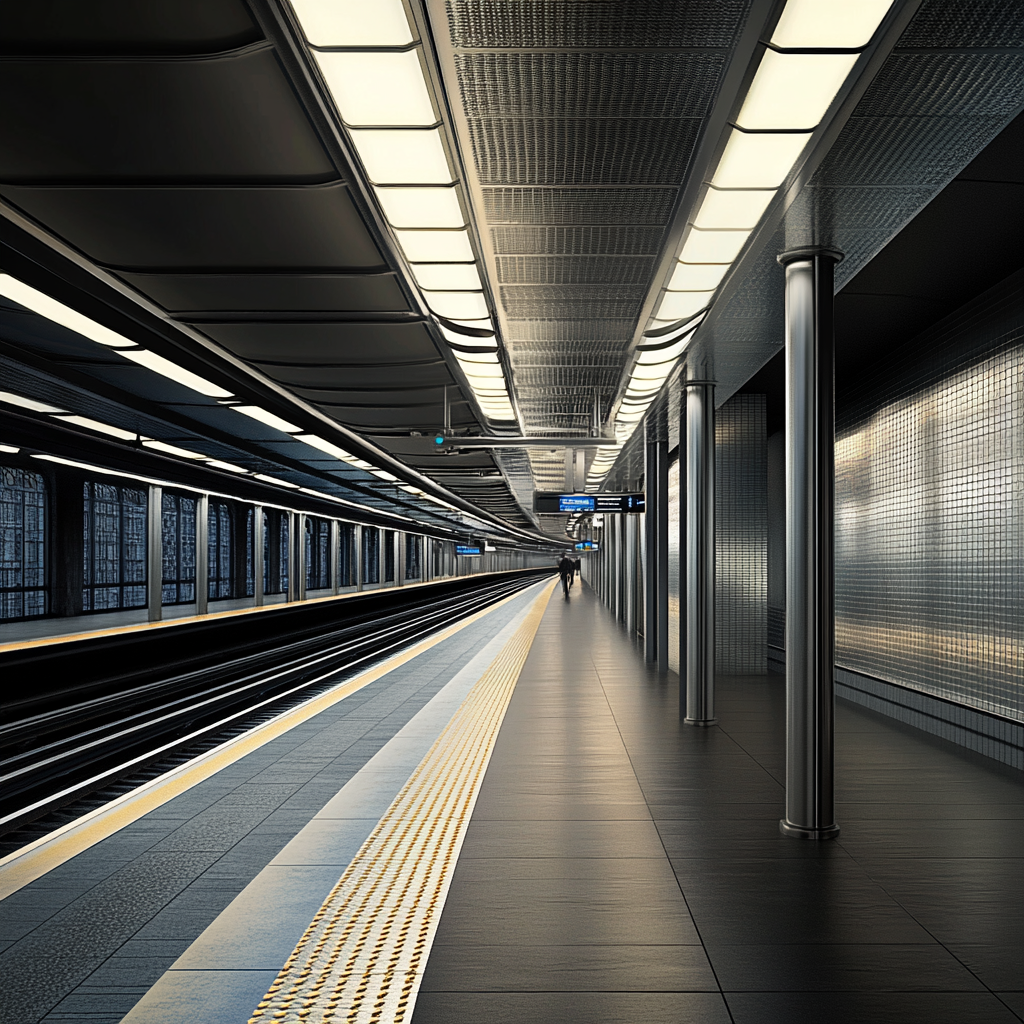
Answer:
835;274;1023;726
716;394;768;674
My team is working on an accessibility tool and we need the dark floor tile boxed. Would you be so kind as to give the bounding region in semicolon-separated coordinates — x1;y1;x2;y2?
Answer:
458;819;667;858
944;944;1024;991
708;943;984;991
420;944;718;992
997;992;1024;1019
726;991;1022;1024
411;991;731;1024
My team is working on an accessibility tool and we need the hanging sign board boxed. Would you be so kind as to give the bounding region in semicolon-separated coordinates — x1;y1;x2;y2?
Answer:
534;492;645;514
456;544;482;556
575;541;599;550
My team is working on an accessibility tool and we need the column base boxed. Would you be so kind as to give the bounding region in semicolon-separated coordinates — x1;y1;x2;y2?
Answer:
683;718;718;727
779;819;840;840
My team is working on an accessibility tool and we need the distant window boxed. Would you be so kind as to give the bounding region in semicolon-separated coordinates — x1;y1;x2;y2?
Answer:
161;492;196;605
405;534;421;580
339;523;356;587
383;529;395;582
0;467;47;621
362;526;379;585
209;500;232;600
264;510;289;595
244;507;255;597
306;517;330;591
83;481;147;612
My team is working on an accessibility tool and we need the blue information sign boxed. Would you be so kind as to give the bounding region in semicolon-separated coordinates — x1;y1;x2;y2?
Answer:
456;544;481;556
559;495;595;512
575;541;599;550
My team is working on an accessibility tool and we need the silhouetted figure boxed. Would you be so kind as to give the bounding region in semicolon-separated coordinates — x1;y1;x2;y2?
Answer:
557;554;574;598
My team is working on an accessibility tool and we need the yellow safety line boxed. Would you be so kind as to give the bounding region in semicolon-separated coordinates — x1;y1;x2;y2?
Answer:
0;570;538;654
0;581;549;903
248;580;555;1024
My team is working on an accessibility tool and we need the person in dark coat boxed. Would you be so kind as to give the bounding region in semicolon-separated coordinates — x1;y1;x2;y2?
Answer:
557;553;575;598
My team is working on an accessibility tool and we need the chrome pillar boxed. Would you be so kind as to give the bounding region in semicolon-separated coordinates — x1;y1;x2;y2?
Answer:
625;512;637;634
396;532;405;586
195;493;209;615
779;247;842;841
147;485;162;622
644;432;670;669
253;506;264;607
684;381;716;726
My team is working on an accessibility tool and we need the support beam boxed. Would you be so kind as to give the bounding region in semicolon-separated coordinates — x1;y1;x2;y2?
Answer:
355;524;364;592
330;520;340;595
644;428;670;669
684;380;716;726
778;247;843;841
147;485;162;622
195;493;209;615
253;506;264;607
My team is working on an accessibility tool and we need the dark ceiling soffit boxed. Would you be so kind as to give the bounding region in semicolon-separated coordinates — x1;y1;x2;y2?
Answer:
0;409;476;539
0;337;474;532
0;203;555;546
244;0;514;439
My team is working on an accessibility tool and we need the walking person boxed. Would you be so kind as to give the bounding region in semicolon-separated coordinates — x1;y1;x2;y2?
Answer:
557;552;575;598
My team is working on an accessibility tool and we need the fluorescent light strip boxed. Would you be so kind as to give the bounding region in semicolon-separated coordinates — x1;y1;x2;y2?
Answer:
53;415;137;441
0;390;66;414
315;50;436;127
290;0;415;46
118;349;233;399
231;405;302;434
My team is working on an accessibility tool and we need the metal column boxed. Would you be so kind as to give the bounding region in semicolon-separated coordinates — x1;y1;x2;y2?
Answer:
779;247;843;841
396;532;405;586
147;485;162;622
253;506;264;607
287;512;298;602
684;380;716;726
644;433;670;669
195;493;209;615
330;520;340;595
355;524;364;591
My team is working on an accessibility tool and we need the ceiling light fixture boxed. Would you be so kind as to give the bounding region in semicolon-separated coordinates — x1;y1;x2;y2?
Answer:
118;349;234;399
231;405;302;434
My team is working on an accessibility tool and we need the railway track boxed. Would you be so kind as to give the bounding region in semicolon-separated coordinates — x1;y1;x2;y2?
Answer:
0;570;551;857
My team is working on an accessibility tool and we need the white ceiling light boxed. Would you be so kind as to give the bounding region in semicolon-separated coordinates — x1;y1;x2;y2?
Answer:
370;468;398;482
142;439;206;459
394;229;474;262
374;187;464;228
423;291;488;319
205;459;248;474
254;472;300;489
316;50;436;127
290;0;414;46
736;50;859;130
679;227;752;264
438;323;497;347
657;292;714;322
0;444;20;454
712;129;811;188
349;129;452;184
295;433;353;460
694;188;776;229
0;274;135;348
454;348;500;365
772;0;895;48
53;415;137;441
666;263;730;291
231;405;301;434
0;390;65;414
411;263;483;290
118;349;234;398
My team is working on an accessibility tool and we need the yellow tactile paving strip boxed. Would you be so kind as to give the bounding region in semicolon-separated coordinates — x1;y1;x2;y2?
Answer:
248;580;555;1024
0;581;546;902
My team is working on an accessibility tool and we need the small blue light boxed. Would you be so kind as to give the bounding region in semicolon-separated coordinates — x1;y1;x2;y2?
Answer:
434;435;444;445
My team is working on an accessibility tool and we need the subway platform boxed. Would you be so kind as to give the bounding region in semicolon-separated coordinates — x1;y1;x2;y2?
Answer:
1;579;1023;1024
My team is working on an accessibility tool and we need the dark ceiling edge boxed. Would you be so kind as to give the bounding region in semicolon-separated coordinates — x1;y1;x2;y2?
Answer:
246;0;523;444
0;199;558;547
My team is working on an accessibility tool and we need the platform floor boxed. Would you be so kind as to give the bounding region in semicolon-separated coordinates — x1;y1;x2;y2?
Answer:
412;585;1024;1024
2;580;1023;1023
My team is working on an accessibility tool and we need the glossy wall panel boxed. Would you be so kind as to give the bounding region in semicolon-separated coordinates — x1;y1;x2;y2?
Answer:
835;273;1023;722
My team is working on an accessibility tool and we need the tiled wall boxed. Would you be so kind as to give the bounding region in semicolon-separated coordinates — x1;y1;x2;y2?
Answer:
835;273;1023;725
716;395;767;674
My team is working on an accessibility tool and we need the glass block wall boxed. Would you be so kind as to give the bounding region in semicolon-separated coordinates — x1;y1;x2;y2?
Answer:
0;467;46;620
835;277;1023;722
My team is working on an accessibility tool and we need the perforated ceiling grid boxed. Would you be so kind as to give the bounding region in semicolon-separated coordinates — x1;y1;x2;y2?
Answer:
439;0;745;470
